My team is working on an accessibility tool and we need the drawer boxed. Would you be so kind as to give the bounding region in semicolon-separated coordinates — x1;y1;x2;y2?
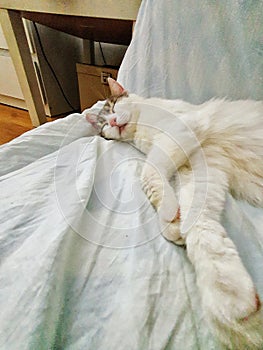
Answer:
0;25;8;50
0;55;24;99
76;64;118;110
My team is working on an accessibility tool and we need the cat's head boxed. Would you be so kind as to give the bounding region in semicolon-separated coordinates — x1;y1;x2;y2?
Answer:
85;78;138;141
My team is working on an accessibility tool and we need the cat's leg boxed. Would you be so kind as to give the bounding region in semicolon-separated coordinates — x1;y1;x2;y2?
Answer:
140;158;183;244
140;137;188;244
179;160;262;346
159;165;195;246
140;128;203;245
141;129;205;245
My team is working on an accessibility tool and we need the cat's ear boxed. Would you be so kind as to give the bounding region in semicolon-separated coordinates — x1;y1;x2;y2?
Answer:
108;77;127;96
85;113;100;129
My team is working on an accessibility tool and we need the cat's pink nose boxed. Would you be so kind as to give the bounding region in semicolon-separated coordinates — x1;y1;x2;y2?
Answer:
109;117;118;127
109;116;127;127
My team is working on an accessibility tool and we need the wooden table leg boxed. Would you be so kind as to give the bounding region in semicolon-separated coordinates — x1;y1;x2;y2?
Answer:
0;9;46;126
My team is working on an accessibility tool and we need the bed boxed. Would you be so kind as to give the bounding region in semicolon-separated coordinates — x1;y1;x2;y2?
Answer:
1;1;263;349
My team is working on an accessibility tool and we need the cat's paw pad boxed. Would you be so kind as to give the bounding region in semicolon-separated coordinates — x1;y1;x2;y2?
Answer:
159;208;185;246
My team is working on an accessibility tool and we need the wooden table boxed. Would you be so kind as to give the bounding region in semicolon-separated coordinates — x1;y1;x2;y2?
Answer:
0;1;141;126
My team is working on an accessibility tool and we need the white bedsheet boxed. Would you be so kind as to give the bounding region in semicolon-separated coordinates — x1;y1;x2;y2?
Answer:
0;108;206;349
0;105;263;349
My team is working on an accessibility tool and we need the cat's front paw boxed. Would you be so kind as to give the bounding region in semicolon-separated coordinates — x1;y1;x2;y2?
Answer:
159;208;186;246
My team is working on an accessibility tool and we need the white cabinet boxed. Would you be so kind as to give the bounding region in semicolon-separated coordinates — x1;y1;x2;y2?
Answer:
0;24;26;109
0;56;24;99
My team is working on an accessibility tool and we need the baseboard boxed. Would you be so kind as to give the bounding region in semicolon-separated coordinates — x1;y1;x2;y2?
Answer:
0;95;27;110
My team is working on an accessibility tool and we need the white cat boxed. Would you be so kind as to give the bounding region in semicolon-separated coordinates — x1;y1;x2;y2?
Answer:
86;78;263;348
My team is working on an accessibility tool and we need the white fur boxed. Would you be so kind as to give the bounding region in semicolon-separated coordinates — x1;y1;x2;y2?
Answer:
88;88;263;348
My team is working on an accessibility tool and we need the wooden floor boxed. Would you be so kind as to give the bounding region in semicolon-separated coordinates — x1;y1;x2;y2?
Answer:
0;104;58;145
0;104;33;145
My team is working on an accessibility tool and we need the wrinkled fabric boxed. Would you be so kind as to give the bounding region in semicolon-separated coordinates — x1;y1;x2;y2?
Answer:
118;0;263;102
0;108;214;349
0;106;263;349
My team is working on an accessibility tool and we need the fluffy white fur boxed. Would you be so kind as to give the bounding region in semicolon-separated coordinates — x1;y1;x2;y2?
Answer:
86;78;263;348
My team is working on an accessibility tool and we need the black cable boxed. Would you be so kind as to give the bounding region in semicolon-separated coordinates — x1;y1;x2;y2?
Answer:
99;42;107;66
32;22;76;111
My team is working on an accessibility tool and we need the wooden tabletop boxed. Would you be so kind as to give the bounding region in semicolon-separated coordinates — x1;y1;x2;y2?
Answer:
0;0;141;20
22;11;134;45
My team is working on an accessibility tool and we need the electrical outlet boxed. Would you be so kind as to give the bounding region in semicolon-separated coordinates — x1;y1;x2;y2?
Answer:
101;72;112;85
